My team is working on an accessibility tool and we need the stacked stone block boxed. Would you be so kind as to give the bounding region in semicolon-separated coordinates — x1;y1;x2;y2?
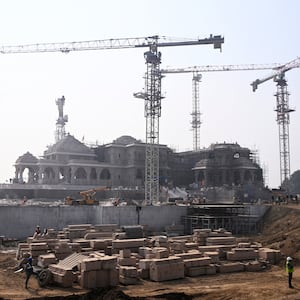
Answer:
119;266;138;285
204;251;219;263
54;242;72;260
84;232;112;240
244;260;263;272
48;264;77;287
169;240;186;254
37;253;57;268
149;256;184;282
138;246;153;258
198;245;230;259
185;242;199;251
112;238;146;254
152;247;169;259
78;255;118;289
206;236;236;246
193;229;211;246
89;239;109;252
94;224;118;232
226;247;259;261
150;236;170;249
117;249;137;267
217;262;245;273
68;242;81;253
30;242;49;260
16;242;30;259
15;223;284;288
138;258;152;279
209;228;232;237
258;248;281;264
175;250;202;260
183;256;212;277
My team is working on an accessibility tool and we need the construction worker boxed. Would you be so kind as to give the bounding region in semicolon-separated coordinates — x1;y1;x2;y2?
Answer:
286;256;294;288
33;225;41;239
21;253;34;289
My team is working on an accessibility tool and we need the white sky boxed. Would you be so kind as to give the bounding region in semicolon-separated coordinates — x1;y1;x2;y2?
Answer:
0;0;299;188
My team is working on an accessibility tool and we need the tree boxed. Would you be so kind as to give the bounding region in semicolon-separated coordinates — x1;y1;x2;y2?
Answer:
282;170;300;194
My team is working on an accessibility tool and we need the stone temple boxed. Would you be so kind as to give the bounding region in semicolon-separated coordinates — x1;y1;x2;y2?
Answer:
12;133;264;202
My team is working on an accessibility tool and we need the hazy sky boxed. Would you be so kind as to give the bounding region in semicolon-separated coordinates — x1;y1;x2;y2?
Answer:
0;0;299;188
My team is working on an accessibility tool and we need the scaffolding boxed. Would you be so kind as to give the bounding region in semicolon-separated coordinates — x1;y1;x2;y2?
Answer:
182;205;264;235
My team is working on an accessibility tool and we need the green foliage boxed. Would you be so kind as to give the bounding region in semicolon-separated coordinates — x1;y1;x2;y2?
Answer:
283;170;300;194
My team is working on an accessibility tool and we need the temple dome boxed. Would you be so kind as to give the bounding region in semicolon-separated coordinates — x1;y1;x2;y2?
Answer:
15;152;38;163
112;135;139;145
44;134;94;155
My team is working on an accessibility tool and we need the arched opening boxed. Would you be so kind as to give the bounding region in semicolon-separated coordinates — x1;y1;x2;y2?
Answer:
20;167;37;183
59;167;65;183
234;170;241;185
197;171;205;186
100;169;111;180
215;171;222;186
136;169;143;179
74;167;87;179
207;171;215;186
90;168;97;180
254;170;262;182
44;167;55;184
244;170;252;182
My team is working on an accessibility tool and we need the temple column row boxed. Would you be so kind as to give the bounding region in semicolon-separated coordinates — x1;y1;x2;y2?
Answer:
195;169;257;187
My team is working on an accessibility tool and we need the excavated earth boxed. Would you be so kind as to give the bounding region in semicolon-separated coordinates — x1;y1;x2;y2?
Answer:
2;204;300;300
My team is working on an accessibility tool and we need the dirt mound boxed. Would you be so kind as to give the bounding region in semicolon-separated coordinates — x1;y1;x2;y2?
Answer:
255;205;300;261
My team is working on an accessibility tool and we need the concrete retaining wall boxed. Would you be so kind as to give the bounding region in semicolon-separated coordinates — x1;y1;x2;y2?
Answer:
248;204;269;216
0;204;268;240
0;205;187;239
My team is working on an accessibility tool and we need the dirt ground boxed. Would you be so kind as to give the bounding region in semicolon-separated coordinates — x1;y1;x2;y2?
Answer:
2;204;300;300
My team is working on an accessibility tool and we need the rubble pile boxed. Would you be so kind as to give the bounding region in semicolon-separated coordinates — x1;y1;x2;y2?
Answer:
16;224;281;289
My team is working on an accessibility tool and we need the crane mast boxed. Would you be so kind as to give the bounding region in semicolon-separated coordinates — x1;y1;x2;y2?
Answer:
192;72;202;151
142;43;163;205
161;63;281;151
0;34;224;205
55;95;68;142
251;57;300;185
134;35;224;204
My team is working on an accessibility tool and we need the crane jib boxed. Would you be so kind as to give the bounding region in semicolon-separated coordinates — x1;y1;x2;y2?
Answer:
0;35;224;54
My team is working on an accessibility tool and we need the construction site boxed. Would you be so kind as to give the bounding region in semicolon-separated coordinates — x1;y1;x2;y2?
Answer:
0;29;299;300
1;204;300;299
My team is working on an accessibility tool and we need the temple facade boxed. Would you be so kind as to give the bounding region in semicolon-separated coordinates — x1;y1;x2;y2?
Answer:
13;135;263;189
192;143;263;187
13;134;171;187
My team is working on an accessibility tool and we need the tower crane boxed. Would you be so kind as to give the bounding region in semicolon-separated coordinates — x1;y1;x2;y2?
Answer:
0;34;224;205
161;63;281;151
55;95;68;142
251;57;300;185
